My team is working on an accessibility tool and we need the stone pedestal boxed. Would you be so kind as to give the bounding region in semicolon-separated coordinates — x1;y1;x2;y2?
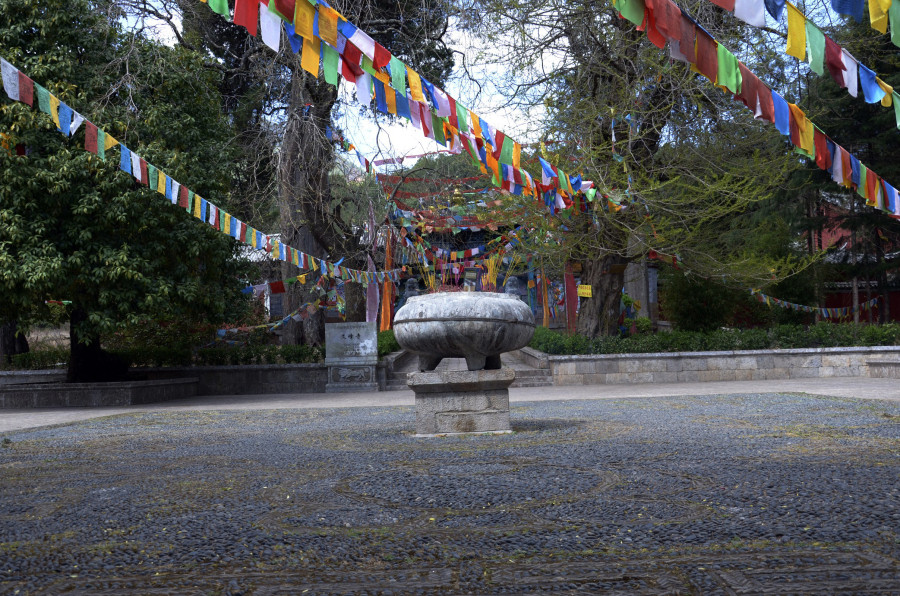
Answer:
325;322;378;393
408;368;515;436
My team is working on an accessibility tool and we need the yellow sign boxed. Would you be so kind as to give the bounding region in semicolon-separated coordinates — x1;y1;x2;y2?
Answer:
577;285;592;298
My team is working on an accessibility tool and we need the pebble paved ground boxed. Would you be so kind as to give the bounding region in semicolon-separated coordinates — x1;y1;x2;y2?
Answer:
1;392;899;594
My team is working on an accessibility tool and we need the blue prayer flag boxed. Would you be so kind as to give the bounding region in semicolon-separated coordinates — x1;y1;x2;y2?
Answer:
771;91;790;136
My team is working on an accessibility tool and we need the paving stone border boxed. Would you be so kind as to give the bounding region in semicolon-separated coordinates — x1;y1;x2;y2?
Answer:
512;345;900;386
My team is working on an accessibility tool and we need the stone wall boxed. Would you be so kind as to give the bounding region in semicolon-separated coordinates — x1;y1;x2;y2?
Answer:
514;346;900;386
138;363;331;395
0;378;198;408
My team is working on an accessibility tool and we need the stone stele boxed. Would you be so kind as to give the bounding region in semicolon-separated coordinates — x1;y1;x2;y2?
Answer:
394;292;535;435
324;322;378;393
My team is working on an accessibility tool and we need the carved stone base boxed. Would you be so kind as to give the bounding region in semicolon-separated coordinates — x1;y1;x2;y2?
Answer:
325;365;378;393
407;368;515;436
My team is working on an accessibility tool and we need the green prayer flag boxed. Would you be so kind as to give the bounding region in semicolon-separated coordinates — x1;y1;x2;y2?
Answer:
35;84;50;115
96;129;106;161
361;55;377;77
208;0;230;18
805;21;825;76
894;92;900;130
891;0;900;48
432;113;446;145
322;43;340;86
716;44;742;94
586;188;597;202
499;135;515;165
187;190;194;212
456;102;469;133
614;0;646;26
858;166;867;199
389;56;407;97
148;164;158;190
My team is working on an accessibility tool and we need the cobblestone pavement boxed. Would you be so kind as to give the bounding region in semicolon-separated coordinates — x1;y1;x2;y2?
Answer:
1;392;899;594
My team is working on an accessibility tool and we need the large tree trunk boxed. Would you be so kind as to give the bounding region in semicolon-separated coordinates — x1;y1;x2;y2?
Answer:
0;320;29;365
67;308;126;383
279;62;339;346
576;254;630;337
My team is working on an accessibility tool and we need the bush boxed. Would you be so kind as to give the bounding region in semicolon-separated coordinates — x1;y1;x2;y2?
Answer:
8;348;68;370
378;330;401;357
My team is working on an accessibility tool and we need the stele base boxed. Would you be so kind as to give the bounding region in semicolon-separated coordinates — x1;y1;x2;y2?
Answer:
407;368;515;436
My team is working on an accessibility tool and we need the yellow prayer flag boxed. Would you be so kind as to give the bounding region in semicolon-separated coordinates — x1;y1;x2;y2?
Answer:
294;1;316;39
48;95;61;129
877;78;893;106
104;134;119;150
407;68;425;102
869;0;890;33
512;142;521;169
223;212;231;232
318;6;339;46
470;111;482;139
193;195;202;218
786;3;807;61
577;285;593;298
311;258;318;271
385;85;397;114
789;103;815;156
250;228;257;248
156;172;166;195
301;37;320;77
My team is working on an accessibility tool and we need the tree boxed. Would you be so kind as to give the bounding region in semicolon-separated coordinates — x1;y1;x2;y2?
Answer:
117;0;457;344
0;0;251;380
457;0;803;336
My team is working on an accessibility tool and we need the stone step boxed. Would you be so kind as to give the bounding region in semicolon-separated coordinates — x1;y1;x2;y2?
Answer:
384;371;552;391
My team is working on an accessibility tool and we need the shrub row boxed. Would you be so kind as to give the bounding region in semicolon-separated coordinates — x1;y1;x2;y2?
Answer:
529;323;900;355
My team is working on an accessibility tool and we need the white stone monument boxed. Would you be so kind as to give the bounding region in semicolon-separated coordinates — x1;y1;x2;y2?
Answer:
324;322;378;393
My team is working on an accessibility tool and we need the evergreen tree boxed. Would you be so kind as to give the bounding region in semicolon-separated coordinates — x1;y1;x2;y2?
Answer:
0;0;251;380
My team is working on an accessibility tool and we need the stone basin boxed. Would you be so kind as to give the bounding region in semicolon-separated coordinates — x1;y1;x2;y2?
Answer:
393;292;536;372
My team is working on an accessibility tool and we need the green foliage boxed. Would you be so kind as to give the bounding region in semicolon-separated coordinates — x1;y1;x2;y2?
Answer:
529;323;900;355
378;329;401;357
8;348;68;370
0;0;252;365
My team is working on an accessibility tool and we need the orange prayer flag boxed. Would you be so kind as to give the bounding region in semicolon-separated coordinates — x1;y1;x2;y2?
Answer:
301;37;320;77
318;6;339;46
294;0;315;39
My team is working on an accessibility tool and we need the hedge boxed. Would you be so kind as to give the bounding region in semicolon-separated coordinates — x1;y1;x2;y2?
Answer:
528;323;900;355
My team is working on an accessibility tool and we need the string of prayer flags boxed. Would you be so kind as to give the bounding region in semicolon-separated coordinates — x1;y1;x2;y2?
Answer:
0;56;407;286
751;289;879;318
195;1;549;206
613;1;899;216
704;0;899;116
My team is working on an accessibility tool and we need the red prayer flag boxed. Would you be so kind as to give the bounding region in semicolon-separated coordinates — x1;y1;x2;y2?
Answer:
17;72;33;107
269;281;286;294
239;222;248;242
84;121;98;154
373;43;391;70
679;14;696;64
178;185;189;209
824;36;846;89
814;128;831;171
735;62;774;122
866;168;878;204
342;42;363;74
269;0;295;21
234;0;258;37
709;0;735;10
841;150;852;187
695;29;718;84
140;158;149;185
643;3;666;48
448;96;458;129
493;130;505;160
